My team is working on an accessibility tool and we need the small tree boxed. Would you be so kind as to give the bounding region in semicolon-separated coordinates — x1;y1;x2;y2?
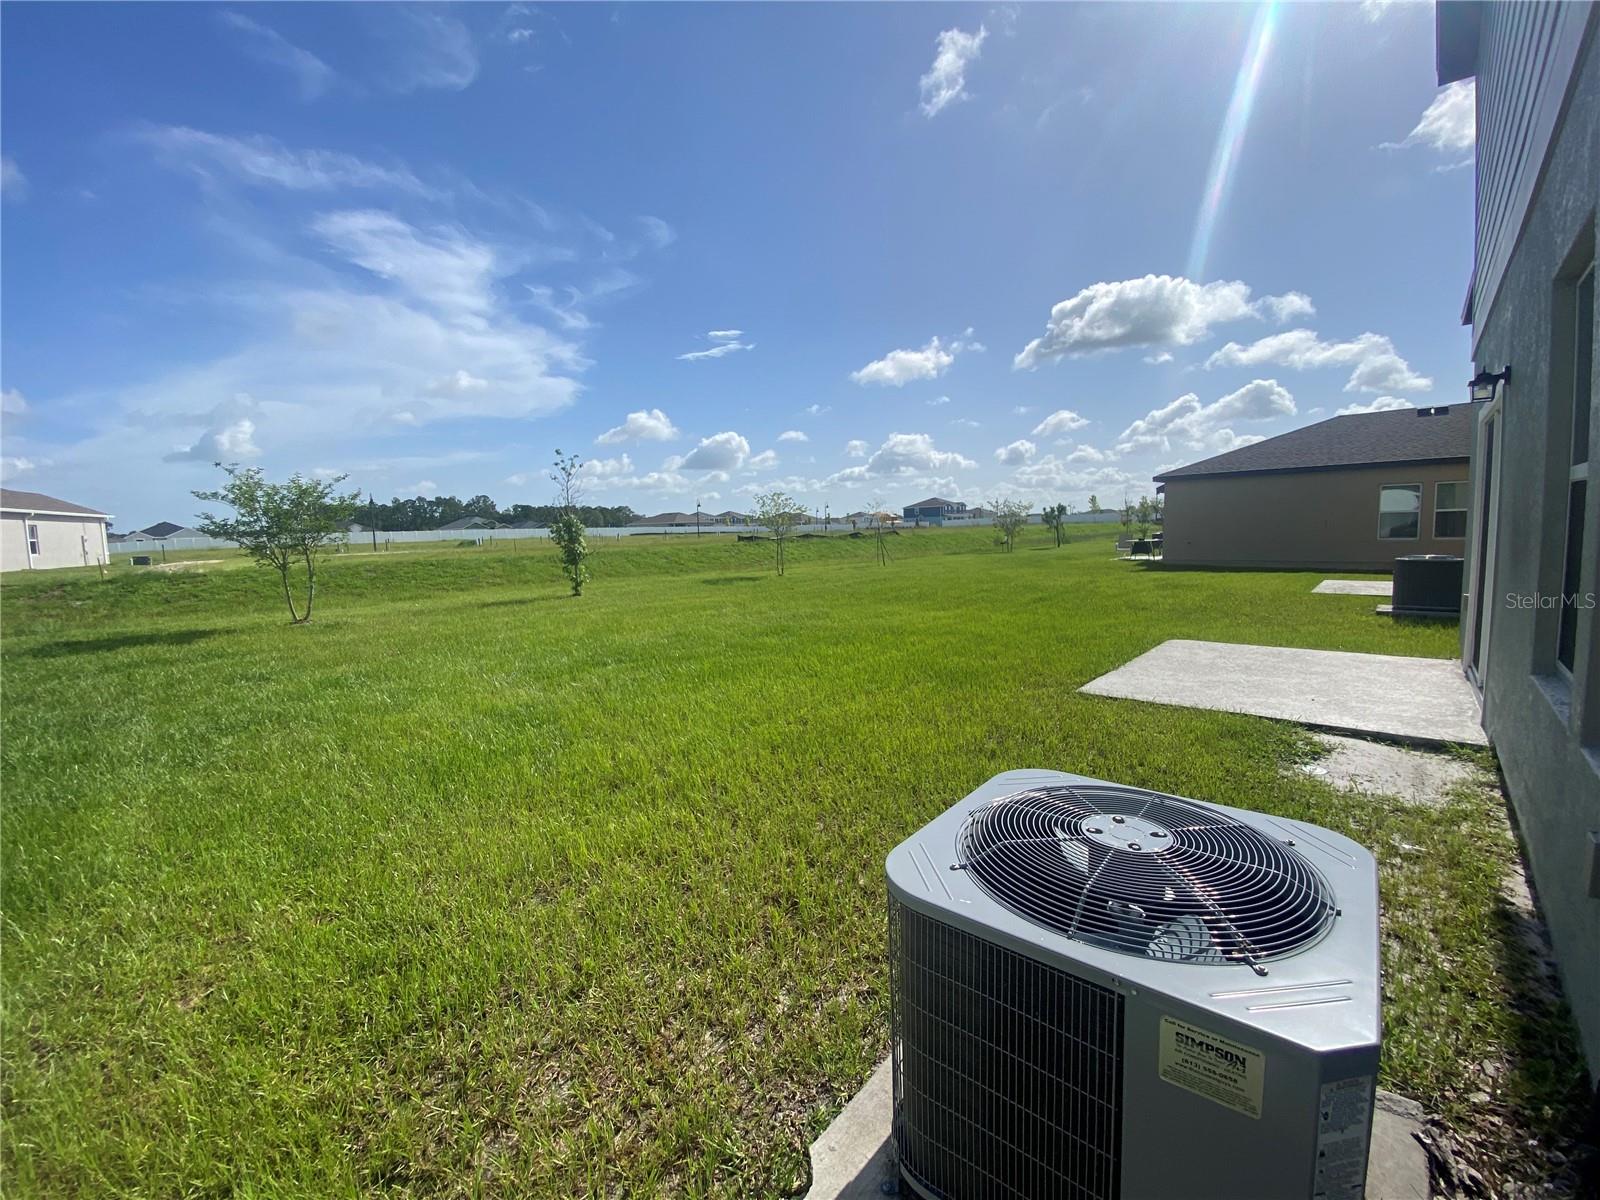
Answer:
754;490;805;575
870;495;891;566
1119;498;1135;537
1041;502;1069;548
1135;494;1155;540
990;498;1030;552
193;464;359;624
548;449;590;595
1087;494;1102;514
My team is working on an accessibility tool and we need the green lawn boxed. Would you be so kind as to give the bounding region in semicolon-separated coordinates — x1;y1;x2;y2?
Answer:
2;527;1587;1196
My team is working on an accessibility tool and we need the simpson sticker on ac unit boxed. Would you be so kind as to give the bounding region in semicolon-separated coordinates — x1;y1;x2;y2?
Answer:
1157;1016;1265;1118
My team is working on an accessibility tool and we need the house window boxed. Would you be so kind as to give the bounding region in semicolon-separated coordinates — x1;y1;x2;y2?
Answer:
1433;481;1469;538
26;523;40;556
1556;265;1593;675
1377;484;1421;539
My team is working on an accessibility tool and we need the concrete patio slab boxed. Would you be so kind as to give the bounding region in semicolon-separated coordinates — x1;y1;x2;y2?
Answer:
1080;639;1486;746
1314;579;1394;596
804;1057;1430;1200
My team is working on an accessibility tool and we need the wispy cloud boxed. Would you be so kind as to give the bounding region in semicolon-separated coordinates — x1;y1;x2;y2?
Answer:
380;9;479;93
138;126;440;198
1;156;27;202
677;329;754;361
920;25;988;117
219;11;338;101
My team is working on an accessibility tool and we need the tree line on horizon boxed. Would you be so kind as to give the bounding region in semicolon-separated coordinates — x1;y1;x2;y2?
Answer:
355;494;639;530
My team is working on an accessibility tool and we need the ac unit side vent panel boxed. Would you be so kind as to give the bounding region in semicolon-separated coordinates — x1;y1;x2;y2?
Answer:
891;899;1124;1200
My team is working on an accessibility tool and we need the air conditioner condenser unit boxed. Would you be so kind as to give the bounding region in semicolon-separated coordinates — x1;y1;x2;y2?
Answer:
886;770;1381;1200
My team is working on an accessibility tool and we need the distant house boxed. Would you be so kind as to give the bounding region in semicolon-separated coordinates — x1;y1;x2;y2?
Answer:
438;516;501;531
847;510;900;528
508;518;546;530
712;510;751;526
1438;2;1599;1081
1153;403;1481;570
627;512;702;528
138;521;206;540
902;497;967;524
1;488;113;571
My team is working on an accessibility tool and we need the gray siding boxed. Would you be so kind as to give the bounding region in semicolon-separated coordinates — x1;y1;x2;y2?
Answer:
1470;1;1595;351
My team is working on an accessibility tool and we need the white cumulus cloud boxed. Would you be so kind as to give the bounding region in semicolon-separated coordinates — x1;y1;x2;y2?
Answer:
826;432;977;485
596;408;681;444
1205;329;1432;393
852;335;975;386
845;439;869;458
777;430;808;443
1384;79;1475;155
920;25;988;117
1116;379;1294;455
1;388;27;415
994;439;1037;465
1013;275;1313;367
165;416;262;463
679;431;752;472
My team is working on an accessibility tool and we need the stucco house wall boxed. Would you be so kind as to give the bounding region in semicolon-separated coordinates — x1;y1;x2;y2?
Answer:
0;511;111;571
1456;9;1600;1081
1160;460;1471;570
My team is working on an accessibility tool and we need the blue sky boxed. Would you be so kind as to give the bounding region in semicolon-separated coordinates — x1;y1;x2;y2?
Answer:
1;1;1475;526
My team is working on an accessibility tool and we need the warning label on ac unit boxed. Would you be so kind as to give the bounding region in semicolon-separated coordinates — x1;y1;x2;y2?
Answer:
1157;1017;1264;1119
1312;1076;1373;1200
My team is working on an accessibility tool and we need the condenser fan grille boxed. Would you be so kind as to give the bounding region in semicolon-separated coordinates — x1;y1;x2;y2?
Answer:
955;785;1336;966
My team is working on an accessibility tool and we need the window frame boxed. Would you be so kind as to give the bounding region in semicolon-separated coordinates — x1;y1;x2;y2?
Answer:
1555;264;1594;680
1433;480;1469;539
26;522;40;557
1376;482;1423;541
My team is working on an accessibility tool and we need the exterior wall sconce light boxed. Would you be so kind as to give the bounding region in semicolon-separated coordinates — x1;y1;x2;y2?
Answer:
1470;366;1511;402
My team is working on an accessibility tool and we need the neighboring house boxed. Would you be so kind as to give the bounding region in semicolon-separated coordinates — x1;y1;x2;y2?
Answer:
1152;403;1481;570
508;519;546;530
139;521;207;540
0;488;113;571
1439;2;1600;1081
712;510;751;526
627;512;701;528
438;516;501;531
902;497;967;524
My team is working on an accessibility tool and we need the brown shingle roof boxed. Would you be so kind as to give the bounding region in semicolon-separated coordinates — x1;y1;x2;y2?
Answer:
1154;403;1480;482
0;488;111;518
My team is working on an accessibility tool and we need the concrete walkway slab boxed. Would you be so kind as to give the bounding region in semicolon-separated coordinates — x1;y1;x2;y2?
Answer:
804;1058;895;1199
1314;579;1394;596
1080;639;1486;746
805;1057;1430;1200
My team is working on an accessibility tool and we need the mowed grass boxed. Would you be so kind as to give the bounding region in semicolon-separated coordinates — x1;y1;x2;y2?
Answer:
2;527;1587;1196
